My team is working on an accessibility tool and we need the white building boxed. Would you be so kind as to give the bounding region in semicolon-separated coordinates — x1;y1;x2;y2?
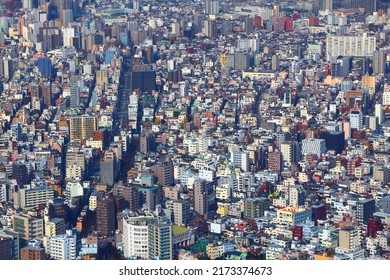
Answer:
326;34;376;60
302;138;326;157
123;216;155;259
350;110;363;130
48;231;77;260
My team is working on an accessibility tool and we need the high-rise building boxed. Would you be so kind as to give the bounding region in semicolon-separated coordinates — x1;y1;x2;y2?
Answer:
151;157;174;186
193;179;207;217
13;215;44;243
326;34;376;60
244;197;269;220
268;151;282;174
100;152;117;187
12;162;30;187
320;130;345;154
40;81;52;108
301;138;326;157
338;227;361;250
148;220;173;260
70;76;81;108
0;237;12;260
271;55;280;71
350;110;363;130
123;215;154;259
373;50;386;75
288;185;305;208
375;103;384;124
319;0;333;10
48;230;77;260
166;200;190;226
20;243;47;260
280;141;300;166
45;218;66;237
37;57;53;77
69;115;97;142
356;199;375;224
15;187;54;209
0;230;20;260
205;0;219;15
96;196;116;236
231;150;250;172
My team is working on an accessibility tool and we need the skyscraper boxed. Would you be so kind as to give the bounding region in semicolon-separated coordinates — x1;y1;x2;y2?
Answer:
70;76;81;108
69;115;97;141
96;196;116;236
205;0;219;15
148;220;173;260
373;50;386;75
193;179;207;217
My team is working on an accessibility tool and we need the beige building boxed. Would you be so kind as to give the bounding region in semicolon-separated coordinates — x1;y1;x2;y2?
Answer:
69;115;97;142
13;215;44;241
45;218;66;237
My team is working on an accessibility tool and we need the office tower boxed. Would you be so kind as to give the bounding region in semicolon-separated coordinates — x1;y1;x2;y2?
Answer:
148;220;173;260
356;199;375;224
272;55;280;71
123;215;154;259
288;185;305;208
96;196;116;236
12;162;29;187
375;103;384;124
245;16;254;34
2;58;12;81
231;150;250;172
338;227;361;250
40;81;52;108
132;67;156;93
151;157;174;186
96;70;108;85
373;50;386;75
69;115;97;141
13;215;44;243
0;237;12;260
20;244;47;260
320;130;345;154
204;19;217;38
268;151;282;174
244;197;269;220
193;179;207;216
205;0;219;15
37;57;53;77
48;231;77;260
350;110;363;130
331;57;351;77
326;34;376;60
100;152;117;187
280;141;300;166
70;77;81;108
301;138;327;157
62;9;73;26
